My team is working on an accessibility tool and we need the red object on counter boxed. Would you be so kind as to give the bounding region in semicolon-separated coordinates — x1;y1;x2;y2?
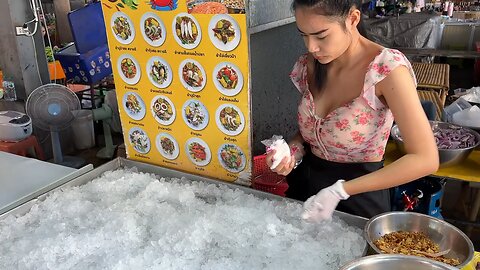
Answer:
252;154;289;197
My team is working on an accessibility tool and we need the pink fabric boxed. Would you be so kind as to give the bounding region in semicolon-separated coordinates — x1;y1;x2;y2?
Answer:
289;48;416;162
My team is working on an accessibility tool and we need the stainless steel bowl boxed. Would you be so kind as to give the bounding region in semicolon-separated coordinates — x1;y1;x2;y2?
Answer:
390;121;480;168
340;254;457;270
364;212;474;268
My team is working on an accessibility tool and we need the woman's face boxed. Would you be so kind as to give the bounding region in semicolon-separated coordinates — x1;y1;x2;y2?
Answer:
295;7;352;64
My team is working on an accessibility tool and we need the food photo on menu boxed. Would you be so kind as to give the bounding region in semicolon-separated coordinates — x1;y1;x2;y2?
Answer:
173;13;201;49
213;62;243;96
185;138;211;166
218;143;246;173
140;12;166;47
208;14;241;51
186;0;245;14
128;128;151;154
151;95;176;125
182;99;209;131
117;54;141;85
156;133;180;160
179;59;206;92
123;92;146;121
111;12;135;45
215;103;245;136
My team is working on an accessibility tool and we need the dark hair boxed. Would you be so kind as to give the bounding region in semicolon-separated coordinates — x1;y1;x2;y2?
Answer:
292;0;368;91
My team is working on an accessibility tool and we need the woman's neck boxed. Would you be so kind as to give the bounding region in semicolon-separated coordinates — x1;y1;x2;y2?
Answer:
330;32;364;70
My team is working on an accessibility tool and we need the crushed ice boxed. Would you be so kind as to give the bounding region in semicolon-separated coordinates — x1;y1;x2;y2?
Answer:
0;169;365;270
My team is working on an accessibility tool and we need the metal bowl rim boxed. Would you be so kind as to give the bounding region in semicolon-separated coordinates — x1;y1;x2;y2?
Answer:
364;211;474;268
340;254;458;270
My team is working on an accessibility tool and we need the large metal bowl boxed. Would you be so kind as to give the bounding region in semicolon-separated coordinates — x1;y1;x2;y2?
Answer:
340;254;457;270
364;212;474;268
390;121;480;168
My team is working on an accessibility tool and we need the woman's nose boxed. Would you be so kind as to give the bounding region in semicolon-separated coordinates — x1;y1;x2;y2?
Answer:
305;37;319;53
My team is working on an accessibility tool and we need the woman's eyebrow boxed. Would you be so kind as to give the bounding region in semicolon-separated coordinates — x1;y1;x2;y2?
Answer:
297;28;328;35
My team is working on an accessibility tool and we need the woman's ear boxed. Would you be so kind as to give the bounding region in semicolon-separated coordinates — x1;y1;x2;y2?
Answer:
346;8;361;30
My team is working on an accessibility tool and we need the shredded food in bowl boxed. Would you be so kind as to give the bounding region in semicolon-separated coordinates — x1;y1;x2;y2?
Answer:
374;231;460;266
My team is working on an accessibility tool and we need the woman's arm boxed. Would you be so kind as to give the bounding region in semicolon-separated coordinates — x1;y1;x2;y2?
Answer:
343;65;439;196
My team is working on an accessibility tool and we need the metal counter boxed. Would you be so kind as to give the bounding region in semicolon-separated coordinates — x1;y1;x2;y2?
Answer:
0;152;93;215
0;157;368;234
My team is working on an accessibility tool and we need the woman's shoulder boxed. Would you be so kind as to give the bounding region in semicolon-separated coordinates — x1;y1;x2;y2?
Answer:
289;53;310;93
366;47;414;81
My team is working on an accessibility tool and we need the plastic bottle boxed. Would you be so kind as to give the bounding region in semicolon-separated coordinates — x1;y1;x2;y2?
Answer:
442;1;449;15
2;77;17;101
448;2;454;17
0;70;3;99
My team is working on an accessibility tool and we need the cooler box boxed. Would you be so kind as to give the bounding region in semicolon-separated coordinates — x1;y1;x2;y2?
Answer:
55;44;111;84
54;1;112;84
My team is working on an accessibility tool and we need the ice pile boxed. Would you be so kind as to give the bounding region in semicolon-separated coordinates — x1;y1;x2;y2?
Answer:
0;169;365;270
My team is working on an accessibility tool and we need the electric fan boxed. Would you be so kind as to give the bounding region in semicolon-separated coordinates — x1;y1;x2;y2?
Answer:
92;90;122;159
26;83;86;168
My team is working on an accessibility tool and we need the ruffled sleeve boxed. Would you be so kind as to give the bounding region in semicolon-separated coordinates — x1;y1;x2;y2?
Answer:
289;54;309;94
362;49;417;110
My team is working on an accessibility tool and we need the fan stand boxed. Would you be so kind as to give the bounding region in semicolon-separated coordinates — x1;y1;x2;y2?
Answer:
51;129;86;168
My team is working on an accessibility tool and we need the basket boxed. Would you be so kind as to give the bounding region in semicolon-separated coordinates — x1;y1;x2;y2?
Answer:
252;154;289;197
412;62;450;121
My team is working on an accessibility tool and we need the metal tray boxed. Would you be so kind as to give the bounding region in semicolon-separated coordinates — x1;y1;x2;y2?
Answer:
0;157;368;254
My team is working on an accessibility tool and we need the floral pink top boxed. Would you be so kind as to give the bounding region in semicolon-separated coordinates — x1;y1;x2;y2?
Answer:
290;48;416;162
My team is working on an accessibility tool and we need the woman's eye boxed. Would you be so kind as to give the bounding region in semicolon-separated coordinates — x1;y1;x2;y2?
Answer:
316;36;327;40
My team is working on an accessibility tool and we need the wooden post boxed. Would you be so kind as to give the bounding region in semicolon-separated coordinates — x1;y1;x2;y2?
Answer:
53;0;73;44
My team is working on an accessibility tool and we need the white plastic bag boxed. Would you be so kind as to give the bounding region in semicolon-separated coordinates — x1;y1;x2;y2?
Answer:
261;135;291;170
452;106;480;129
443;97;472;122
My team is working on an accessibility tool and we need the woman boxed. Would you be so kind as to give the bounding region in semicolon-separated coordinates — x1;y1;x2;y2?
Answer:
267;0;439;222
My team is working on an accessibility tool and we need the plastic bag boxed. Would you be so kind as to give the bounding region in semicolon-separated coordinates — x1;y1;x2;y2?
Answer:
261;135;291;170
452;105;480;129
443;97;472;122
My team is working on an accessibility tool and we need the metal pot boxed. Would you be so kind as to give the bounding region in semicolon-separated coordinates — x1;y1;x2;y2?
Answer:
390;121;480;168
364;212;474;268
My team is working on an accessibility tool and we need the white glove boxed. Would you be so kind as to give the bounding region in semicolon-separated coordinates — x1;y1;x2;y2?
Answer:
301;180;350;223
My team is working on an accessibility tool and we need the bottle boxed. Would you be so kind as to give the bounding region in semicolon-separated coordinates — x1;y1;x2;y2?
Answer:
448;2;454;16
2;77;17;101
0;70;3;99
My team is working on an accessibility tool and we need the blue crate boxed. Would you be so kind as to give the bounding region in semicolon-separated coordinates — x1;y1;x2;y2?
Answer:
55;43;112;85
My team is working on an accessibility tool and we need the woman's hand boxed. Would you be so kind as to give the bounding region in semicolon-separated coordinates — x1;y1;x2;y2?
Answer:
266;149;296;176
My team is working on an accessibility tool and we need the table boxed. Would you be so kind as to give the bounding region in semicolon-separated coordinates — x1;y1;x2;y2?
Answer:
384;141;480;224
0;152;92;215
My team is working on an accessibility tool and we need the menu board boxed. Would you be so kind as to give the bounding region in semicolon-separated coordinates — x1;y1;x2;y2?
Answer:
100;0;251;183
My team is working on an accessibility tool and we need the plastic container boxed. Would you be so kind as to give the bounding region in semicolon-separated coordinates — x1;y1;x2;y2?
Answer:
252;154;288;197
2;78;17;101
71;109;95;150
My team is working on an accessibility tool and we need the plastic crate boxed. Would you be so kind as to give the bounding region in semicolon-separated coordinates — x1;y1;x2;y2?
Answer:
252;154;288;197
55;43;112;85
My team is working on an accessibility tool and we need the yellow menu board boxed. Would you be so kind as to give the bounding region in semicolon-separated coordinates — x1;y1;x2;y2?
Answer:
100;0;251;183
